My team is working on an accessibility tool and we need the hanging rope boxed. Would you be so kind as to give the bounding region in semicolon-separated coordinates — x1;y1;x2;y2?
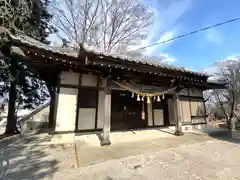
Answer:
113;80;177;97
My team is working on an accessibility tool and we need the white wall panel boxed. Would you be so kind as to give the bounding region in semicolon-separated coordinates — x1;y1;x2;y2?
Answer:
81;74;98;87
147;103;153;126
78;108;96;130
60;71;79;85
179;89;189;96
154;109;164;126
55;88;78;132
189;88;203;97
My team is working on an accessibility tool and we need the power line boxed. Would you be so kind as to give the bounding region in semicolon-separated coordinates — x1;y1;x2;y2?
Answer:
128;17;240;53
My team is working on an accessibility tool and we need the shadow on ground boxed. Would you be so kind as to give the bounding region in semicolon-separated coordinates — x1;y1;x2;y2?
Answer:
0;136;60;180
175;123;240;145
194;129;240;144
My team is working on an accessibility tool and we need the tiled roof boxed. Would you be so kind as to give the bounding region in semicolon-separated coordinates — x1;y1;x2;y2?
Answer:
0;27;207;77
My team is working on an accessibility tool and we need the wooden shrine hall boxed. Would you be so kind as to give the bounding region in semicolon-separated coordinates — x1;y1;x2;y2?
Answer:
0;27;224;145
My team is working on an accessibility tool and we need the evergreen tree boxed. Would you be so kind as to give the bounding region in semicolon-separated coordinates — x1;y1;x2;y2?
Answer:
25;0;56;44
0;0;55;134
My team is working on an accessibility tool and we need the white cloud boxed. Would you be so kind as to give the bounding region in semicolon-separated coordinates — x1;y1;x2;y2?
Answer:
225;55;240;61
160;54;177;64
133;0;191;44
134;30;177;64
146;53;177;65
206;29;223;44
144;31;175;55
138;0;192;63
158;0;192;30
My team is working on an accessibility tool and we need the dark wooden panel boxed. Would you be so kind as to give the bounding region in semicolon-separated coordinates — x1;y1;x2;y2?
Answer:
78;88;98;108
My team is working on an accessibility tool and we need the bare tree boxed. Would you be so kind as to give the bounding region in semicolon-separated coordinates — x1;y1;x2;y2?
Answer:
50;0;153;55
205;59;240;130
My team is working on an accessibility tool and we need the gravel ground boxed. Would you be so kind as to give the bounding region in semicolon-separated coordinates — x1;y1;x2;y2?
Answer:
0;132;240;180
0;135;76;180
60;139;240;180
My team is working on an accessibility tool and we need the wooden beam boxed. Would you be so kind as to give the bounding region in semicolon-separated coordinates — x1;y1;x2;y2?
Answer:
84;52;207;79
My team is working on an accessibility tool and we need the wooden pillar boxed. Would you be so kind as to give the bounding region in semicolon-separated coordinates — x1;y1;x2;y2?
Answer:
49;85;59;129
48;86;56;128
173;91;184;136
101;77;112;146
47;75;59;129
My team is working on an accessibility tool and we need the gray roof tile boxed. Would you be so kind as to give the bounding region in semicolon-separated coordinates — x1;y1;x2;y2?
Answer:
0;27;208;77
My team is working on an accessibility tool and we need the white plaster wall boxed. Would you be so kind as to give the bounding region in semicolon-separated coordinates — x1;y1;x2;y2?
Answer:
60;71;79;85
81;74;98;87
147;103;153;126
97;90;105;129
55;87;78;132
154;109;164;126
78;108;96;130
168;98;175;125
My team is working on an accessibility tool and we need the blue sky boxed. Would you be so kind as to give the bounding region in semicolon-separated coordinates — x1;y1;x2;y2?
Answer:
142;0;240;72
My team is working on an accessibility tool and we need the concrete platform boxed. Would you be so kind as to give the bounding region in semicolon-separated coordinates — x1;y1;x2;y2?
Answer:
75;129;174;147
75;130;212;167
